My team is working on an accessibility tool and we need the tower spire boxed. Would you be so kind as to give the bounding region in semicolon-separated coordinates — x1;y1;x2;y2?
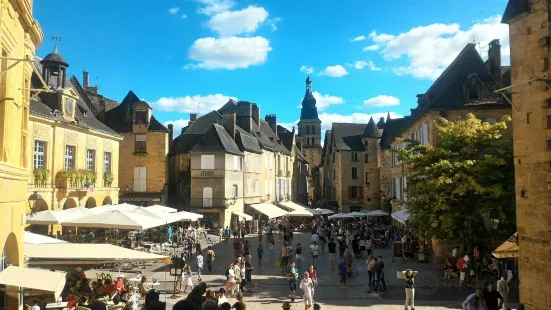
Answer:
386;111;391;121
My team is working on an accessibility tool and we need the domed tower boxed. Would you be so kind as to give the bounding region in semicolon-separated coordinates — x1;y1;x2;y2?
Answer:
40;45;69;89
297;75;322;202
362;117;383;210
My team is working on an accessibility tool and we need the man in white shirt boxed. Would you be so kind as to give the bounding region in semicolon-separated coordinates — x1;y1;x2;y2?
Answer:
196;252;204;282
312;232;319;244
310;241;320;267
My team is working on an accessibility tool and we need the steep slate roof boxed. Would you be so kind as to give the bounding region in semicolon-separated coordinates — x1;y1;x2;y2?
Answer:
363;117;382;138
235;126;262;154
501;0;530;23
331;123;368;151
260;120;292;155
385;42;510;146
70;76;119;115
295;147;307;163
30;59;121;138
189;124;242;155
277;132;295;153
103;91;168;133
319;129;332;167
380;117;407;149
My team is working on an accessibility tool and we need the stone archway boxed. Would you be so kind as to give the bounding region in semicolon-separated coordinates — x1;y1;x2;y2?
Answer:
102;196;113;206
61;198;78;235
85;197;97;209
2;233;20;310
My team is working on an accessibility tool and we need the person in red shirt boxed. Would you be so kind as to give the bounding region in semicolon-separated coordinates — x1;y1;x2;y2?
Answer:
104;279;117;296
66;294;77;310
114;277;126;294
75;267;86;280
457;255;466;289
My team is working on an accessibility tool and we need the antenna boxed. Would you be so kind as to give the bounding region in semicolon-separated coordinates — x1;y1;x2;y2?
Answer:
472;36;482;55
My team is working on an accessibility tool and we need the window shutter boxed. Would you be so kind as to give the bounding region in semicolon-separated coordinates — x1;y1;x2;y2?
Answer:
422;123;429;144
134;167;140;191
270;180;273;195
247;179;252;195
255;180;259;196
256;156;259;172
140;166;147;192
234;156;238;171
265;180;268;196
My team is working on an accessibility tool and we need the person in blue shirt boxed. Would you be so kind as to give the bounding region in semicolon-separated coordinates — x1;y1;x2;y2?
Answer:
167;226;173;239
287;262;298;302
338;259;347;288
257;244;264;266
224;226;231;244
462;289;483;310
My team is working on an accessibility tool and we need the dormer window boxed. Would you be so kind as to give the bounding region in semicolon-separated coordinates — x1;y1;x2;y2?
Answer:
464;73;483;101
135;110;148;124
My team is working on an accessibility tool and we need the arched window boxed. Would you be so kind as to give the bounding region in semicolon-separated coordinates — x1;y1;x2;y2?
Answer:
312;126;316;134
306;126;310;134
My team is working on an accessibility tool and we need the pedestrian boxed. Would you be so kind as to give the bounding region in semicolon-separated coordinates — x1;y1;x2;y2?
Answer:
496;277;508;310
257;244;264;266
295;243;303;269
366;255;376;293
309;241;320;268
319;233;326;255
457;254;467;289
195;252;204;282
462;289;483;310
281;243;290;273
337;259;347;288
402;269;418;310
243;240;250;256
269;235;275;252
225;226;231;244
181;264;193;293
195;242;202;257
288;262;298;302
483;283;503;310
300;272;314;310
327;238;337;268
206;246;215;272
307;265;317;299
225;262;236;297
243;255;253;292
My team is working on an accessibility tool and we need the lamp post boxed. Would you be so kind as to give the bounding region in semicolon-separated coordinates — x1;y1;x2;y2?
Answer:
28;191;43;215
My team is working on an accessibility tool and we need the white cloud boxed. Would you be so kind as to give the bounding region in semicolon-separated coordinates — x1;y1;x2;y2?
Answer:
163;119;189;136
319;112;402;131
296;91;344;110
152;94;237;113
169;7;180;15
371;15;509;79
348;60;381;71
300;66;313;74
187;36;272;70
363;44;380;51
278;121;299;132
181;14;188;19
268;17;282;30
363;95;400;107
207;6;269;36
196;0;235;16
351;35;366;42
319;65;348;78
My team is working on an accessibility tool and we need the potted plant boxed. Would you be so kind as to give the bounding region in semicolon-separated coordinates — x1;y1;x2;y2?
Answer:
104;171;114;187
33;167;50;187
56;170;69;188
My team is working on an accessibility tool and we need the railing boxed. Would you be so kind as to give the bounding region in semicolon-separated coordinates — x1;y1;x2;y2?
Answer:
191;170;225;178
189;198;232;208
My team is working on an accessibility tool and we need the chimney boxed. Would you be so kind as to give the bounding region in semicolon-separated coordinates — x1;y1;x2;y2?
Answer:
83;71;90;88
189;113;198;126
488;39;502;84
265;114;277;133
236;102;253;133
98;98;106;122
181;127;186;135
168;124;174;145
252;104;260;126
222;112;236;140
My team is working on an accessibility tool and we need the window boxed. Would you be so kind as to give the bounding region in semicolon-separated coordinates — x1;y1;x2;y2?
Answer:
421;123;429;144
348;186;363;199
200;155;215;169
135;134;147;153
365;172;370;183
203;187;213;207
133;166;147;192
352;167;358;179
312;126;316;134
86;149;95;170
33;141;46;169
255;180;259;196
333;170;335;180
270;180;273;195
255;155;259;172
232;184;238;198
351;152;359;161
269;154;273;169
64;145;75;170
104;152;112;172
264;153;268;169
233;155;240;171
364;153;369;163
247;179;252;196
247;155;252;172
306;126;310;134
332;153;335;163
264;180;268;196
135;110;148;124
527;112;532;124
307;138;310;146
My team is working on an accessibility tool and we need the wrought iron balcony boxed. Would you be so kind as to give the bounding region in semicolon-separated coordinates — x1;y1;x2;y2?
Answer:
277;170;283;177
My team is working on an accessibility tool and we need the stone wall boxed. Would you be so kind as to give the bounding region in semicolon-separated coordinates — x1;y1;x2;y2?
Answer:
505;1;551;308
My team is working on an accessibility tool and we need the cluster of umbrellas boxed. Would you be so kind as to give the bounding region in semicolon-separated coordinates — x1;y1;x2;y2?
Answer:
328;209;389;220
26;204;203;230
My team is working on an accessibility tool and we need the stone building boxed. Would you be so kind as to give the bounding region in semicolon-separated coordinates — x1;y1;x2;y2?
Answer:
26;48;122;235
502;1;551;308
278;126;309;205
297;76;322;202
321;117;384;213
168;100;306;229
72;76;170;207
0;0;43;308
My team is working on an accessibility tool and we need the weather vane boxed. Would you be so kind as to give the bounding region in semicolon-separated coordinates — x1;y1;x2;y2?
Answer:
52;33;62;42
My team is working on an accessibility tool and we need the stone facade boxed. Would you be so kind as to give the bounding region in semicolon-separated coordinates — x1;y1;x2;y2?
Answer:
502;1;551;308
0;0;43;309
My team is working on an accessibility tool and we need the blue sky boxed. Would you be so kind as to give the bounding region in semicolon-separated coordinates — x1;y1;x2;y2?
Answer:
34;0;510;136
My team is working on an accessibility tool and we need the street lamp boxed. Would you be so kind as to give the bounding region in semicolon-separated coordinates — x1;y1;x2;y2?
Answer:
28;191;43;215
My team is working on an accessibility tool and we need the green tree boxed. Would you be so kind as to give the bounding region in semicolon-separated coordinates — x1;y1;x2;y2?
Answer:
395;113;515;247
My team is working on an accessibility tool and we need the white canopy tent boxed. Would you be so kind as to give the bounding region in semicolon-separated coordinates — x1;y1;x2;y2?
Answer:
26;208;92;225
348;211;367;217
285;208;315;217
249;203;288;219
174;211;203;221
24;232;67;244
145;205;177;213
87;203;139;214
328;213;355;220
391;209;410;224
231;211;253;221
365;210;390;217
278;201;315;217
0;266;66;300
25;243;169;265
313;208;334;215
60;210;166;230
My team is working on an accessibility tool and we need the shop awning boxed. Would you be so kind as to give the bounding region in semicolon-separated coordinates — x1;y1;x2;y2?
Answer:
277;201;315;217
0;266;66;299
24;232;67;244
25;243;169;265
232;211;253;221
248;203;288;219
391;209;410;224
493;233;519;258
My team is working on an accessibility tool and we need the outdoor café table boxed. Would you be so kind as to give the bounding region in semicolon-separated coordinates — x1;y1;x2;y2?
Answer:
147;282;161;287
45;302;68;310
128;277;142;286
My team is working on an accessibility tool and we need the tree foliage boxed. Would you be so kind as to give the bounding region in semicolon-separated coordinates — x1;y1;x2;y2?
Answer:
395;113;515;246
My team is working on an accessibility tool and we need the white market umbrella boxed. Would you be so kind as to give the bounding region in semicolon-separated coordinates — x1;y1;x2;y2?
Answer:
328;213;354;220
314;208;334;215
285;208;315;217
24;231;67;244
145;205;177;213
173;210;203;221
27;208;91;225
61;210;166;230
88;203;139;214
348;211;367;217
364;210;390;217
